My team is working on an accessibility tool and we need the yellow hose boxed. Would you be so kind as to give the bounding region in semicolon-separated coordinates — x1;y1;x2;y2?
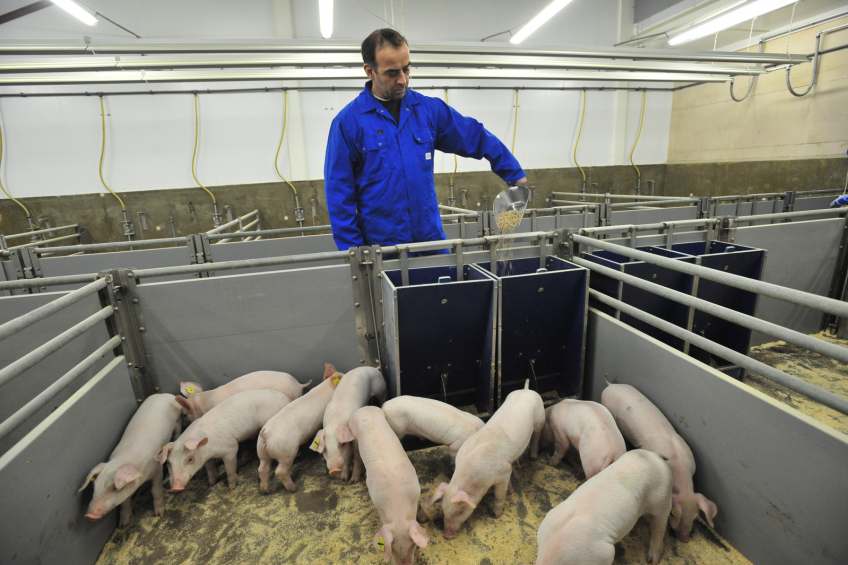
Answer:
630;90;646;181
274;90;298;196
574;91;586;183
0;116;30;218
511;90;519;154
192;94;217;205
99;97;126;211
445;89;457;185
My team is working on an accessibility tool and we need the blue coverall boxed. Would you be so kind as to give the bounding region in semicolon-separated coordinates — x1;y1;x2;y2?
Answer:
323;82;526;251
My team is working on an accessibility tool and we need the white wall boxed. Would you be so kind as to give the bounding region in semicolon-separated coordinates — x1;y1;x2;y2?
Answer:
0;0;674;199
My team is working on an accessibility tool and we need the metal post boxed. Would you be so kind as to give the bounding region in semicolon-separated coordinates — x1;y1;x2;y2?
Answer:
399;246;410;287
664;223;675;249
349;248;379;368
455;241;464;281
538;235;547;270
369;246;389;377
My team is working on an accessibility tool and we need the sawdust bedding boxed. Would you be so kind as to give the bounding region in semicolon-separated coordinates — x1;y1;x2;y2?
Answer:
747;332;848;435
96;443;750;565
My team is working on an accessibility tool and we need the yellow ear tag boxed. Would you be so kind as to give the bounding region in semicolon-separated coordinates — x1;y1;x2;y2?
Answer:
91;476;96;482
312;438;320;449
333;376;341;386
377;537;385;552
670;508;676;517
186;386;196;395
429;487;437;497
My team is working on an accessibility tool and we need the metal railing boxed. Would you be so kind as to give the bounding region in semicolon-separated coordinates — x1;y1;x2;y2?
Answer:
0;278;120;442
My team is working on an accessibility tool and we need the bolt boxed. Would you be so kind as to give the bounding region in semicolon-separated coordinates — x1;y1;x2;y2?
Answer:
442;299;447;304
128;362;133;366
114;307;119;311
139;327;145;332
121;336;126;341
352;276;357;281
355;302;360;307
360;359;365;364
652;274;657;279
132;299;139;304
382;322;385;326
376;249;382;254
538;287;544;292
154;387;160;392
350;251;355;256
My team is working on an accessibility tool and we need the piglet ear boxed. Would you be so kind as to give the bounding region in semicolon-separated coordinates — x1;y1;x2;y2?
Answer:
323;364;337;379
669;496;683;529
695;493;718;528
451;489;477;509
310;430;326;453
423;482;449;508
155;443;174;464
175;396;192;412
373;524;393;562
114;464;143;490
408;521;428;549
185;437;208;451
78;462;107;492
180;382;203;396
336;425;355;444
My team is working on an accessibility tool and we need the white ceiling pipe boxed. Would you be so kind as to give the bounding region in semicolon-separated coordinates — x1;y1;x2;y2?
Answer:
0;67;734;86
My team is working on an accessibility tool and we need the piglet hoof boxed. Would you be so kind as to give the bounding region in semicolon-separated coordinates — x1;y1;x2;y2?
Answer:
154;504;165;518
646;548;663;564
284;482;298;493
118;517;131;529
507;481;514;495
259;484;270;495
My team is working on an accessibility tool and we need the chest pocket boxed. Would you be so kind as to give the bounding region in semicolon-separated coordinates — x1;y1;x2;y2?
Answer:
412;129;435;172
356;134;389;181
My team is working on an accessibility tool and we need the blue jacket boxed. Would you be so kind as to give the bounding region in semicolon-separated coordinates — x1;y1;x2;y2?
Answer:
324;82;526;250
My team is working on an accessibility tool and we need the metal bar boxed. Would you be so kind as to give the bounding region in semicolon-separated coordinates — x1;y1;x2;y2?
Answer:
34;237;186;254
582;218;716;236
0;42;808;64
610;198;698;209
7;233;80;250
0;335;121;442
574;234;848;318
737;208;846;223
0;278;106;343
206;209;259;234
576;257;848;364
3;224;79;240
0;273;97;291
439;204;479;216
132;249;349;279
399;247;410;287
0;306;113;389
240;218;260;232
382;231;552;256
589;290;848;417
205;224;331;240
440;213;479;221
456;242;464;281
552;192;685;201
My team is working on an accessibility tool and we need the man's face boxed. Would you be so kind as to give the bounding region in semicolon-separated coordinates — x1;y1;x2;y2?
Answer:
365;43;410;100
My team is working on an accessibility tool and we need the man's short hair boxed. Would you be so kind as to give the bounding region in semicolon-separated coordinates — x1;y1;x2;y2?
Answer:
361;28;408;70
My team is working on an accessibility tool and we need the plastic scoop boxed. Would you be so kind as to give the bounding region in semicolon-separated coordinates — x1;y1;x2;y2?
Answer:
493;185;530;232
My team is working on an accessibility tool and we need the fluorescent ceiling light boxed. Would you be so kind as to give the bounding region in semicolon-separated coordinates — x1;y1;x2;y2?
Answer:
668;0;798;46
319;0;333;39
50;0;98;26
510;0;574;44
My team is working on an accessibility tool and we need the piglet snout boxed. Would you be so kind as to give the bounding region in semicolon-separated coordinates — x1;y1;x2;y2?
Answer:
443;529;457;539
84;511;103;521
328;468;342;475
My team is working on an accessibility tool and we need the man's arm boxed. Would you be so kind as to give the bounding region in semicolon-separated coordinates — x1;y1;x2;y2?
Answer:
324;119;364;250
432;98;527;186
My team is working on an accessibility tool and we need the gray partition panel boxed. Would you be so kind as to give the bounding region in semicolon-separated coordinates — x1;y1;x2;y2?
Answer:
584;310;848;565
795;195;836;211
610;206;698;232
137;264;359;395
0;356;136;565
40;246;192;290
210;234;341;274
0;292;112;455
735;218;842;344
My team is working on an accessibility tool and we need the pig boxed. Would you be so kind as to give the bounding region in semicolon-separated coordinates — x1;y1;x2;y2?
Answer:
601;383;718;543
257;364;343;493
349;406;429;565
79;393;182;527
177;370;308;423
157;389;291;492
310;364;387;483
531;449;673;565
539;399;626;478
382;396;484;462
424;380;544;538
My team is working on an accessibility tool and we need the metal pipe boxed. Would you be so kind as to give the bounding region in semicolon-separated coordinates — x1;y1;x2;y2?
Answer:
0;336;121;442
581;218;716;235
3;224;79;240
575;257;848;364
0;278;106;343
573;234;848;318
240;218;260;232
440;213;480;221
34;237;186;254
206;209;259;234
552;192;684;201
589;290;848;417
0;273;98;292
439;204;478;216
0;306;113;389
530;205;598;213
382;231;552;256
7;233;80;250
737;208;846;222
609;198;699;209
205;224;330;240
132;250;350;279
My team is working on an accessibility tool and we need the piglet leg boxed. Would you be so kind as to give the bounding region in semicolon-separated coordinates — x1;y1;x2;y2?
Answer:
258;454;272;494
350;440;364;484
646;512;667;564
549;434;571;467
223;451;239;491
119;498;132;528
205;460;219;486
276;464;297;492
492;479;510;519
152;464;165;517
417;502;429;524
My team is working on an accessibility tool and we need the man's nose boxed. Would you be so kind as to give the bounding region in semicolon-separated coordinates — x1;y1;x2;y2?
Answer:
397;72;408;85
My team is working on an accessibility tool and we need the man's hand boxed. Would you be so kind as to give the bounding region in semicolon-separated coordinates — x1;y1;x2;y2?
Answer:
515;177;527;186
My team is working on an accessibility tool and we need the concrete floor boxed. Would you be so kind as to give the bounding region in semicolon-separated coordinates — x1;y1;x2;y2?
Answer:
96;442;750;565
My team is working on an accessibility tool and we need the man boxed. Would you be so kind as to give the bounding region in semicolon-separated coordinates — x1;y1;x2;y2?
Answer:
324;28;527;251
